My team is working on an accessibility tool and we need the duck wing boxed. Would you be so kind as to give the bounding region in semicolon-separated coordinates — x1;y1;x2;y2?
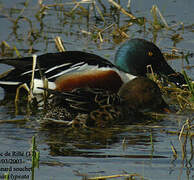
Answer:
0;51;116;91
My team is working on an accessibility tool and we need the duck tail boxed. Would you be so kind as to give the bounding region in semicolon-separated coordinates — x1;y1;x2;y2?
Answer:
0;57;34;91
0;56;33;70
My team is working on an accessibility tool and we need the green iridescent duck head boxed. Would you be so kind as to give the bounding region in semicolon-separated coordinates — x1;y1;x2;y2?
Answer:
115;38;186;87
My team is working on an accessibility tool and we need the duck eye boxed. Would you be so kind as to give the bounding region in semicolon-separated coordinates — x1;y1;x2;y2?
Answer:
148;51;153;57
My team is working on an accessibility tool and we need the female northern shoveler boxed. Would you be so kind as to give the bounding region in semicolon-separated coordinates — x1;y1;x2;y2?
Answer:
43;77;169;127
0;38;186;94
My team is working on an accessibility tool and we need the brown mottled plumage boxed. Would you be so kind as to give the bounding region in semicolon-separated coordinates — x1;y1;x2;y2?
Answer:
43;77;169;127
118;77;167;112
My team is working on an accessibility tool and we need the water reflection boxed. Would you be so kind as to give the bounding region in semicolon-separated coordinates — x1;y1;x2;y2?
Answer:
39;118;166;156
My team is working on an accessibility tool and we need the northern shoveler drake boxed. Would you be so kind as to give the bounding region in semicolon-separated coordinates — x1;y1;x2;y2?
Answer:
0;38;186;94
43;77;170;127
